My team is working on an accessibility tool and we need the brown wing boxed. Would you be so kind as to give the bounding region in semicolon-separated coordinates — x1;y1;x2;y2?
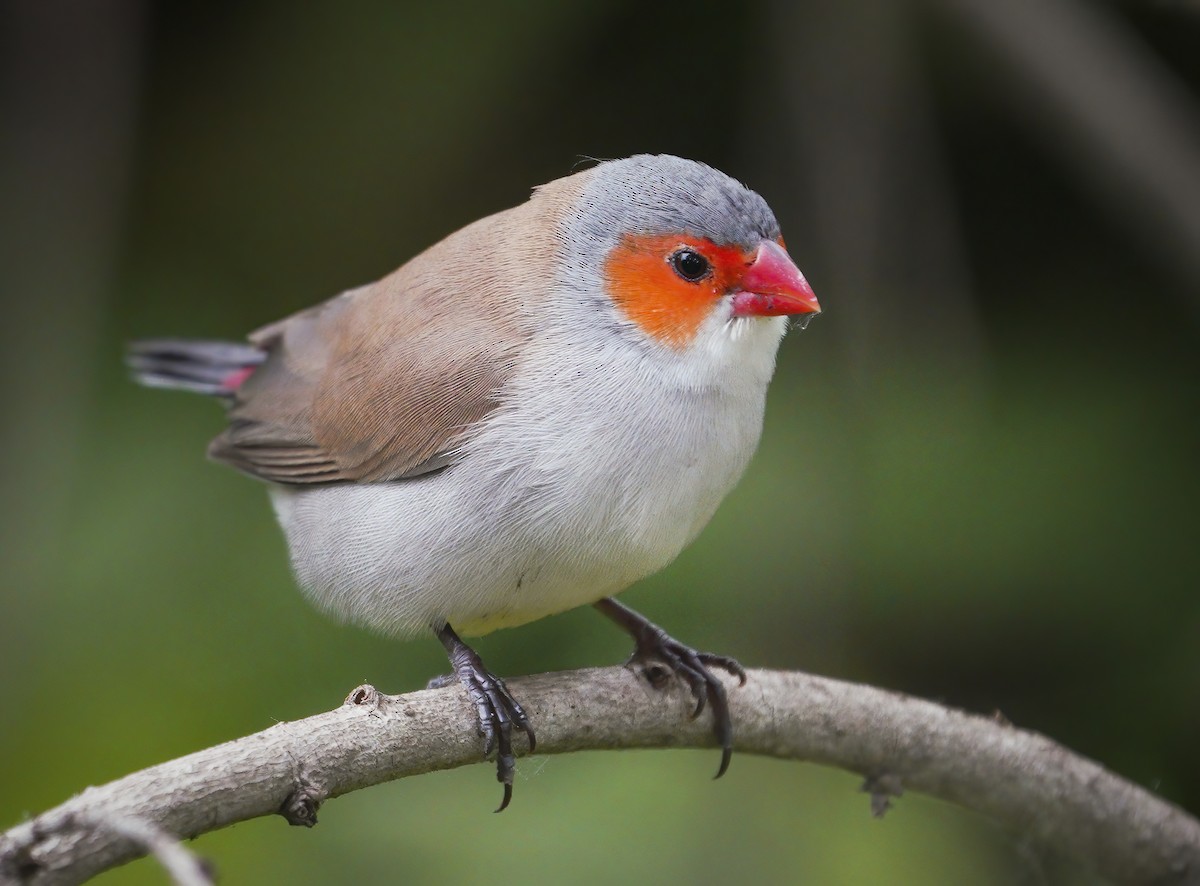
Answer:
207;199;555;485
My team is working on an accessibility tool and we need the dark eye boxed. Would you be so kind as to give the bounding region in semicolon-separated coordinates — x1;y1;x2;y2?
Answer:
669;248;711;282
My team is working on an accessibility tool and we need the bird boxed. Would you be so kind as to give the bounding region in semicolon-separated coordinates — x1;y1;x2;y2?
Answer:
128;154;820;811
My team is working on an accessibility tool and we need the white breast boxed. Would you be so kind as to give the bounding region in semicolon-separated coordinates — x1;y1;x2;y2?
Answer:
270;310;788;638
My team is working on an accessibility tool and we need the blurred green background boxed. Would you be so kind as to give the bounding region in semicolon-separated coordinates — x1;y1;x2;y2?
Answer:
2;1;1198;883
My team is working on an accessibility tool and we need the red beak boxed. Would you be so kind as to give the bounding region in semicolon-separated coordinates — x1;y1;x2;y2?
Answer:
730;241;820;318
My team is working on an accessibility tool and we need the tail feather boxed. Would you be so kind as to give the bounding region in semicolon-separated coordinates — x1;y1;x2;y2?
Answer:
127;338;264;397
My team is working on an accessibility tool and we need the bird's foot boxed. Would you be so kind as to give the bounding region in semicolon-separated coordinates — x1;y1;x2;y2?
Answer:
436;624;535;812
629;626;746;779
594;597;746;778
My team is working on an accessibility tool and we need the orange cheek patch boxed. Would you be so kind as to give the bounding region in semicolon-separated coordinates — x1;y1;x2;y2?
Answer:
602;234;742;349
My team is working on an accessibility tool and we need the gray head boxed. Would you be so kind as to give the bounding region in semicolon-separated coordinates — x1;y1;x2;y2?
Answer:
537;154;815;351
569;154;781;251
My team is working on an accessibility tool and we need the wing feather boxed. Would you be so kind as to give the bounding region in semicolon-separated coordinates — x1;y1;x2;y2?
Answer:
205;198;556;485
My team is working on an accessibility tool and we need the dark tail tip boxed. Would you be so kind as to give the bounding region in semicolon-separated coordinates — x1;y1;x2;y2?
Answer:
127;338;264;397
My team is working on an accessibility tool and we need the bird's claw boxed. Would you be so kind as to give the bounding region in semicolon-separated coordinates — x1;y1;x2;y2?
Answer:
629;626;746;779
459;662;535;811
438;625;535;812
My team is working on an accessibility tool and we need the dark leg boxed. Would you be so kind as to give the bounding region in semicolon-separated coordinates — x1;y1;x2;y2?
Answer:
436;623;536;812
594;596;746;778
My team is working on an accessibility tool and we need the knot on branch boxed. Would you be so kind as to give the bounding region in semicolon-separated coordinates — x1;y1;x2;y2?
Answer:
280;785;322;829
345;683;383;711
861;773;905;819
1;843;42;883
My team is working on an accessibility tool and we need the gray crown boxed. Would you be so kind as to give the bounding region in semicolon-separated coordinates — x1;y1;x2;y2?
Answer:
574;154;781;250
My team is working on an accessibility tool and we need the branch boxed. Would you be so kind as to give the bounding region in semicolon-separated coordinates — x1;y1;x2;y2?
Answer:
2;667;1197;885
